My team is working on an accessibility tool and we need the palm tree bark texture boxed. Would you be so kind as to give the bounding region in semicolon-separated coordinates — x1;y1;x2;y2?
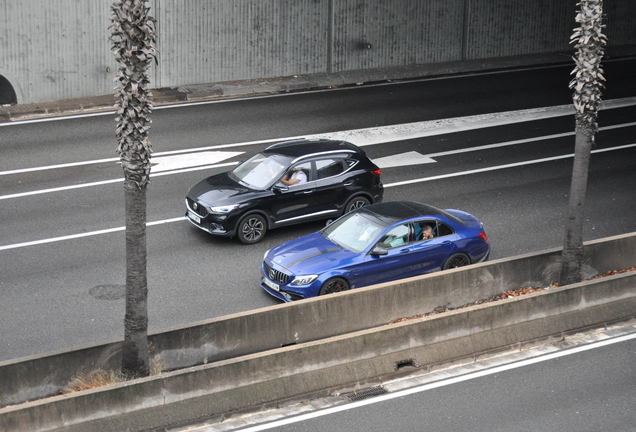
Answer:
560;0;606;286
110;0;157;377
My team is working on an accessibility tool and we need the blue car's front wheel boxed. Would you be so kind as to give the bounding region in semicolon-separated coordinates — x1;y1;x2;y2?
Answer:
319;277;350;296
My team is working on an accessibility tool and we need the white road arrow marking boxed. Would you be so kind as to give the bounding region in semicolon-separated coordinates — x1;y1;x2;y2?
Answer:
150;151;243;173
372;151;436;168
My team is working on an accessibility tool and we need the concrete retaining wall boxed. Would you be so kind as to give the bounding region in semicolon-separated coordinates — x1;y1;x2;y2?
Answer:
1;232;635;431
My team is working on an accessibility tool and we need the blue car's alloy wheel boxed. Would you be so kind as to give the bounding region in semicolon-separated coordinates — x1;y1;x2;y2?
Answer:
319;277;350;296
442;253;470;270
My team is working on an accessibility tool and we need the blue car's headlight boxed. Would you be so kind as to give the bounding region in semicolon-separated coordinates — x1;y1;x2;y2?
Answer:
290;275;318;285
210;204;239;213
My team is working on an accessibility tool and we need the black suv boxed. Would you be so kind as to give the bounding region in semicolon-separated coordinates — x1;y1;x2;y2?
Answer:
185;138;384;244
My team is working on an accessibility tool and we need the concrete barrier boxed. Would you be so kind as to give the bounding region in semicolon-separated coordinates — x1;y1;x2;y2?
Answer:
1;232;635;431
2;271;635;432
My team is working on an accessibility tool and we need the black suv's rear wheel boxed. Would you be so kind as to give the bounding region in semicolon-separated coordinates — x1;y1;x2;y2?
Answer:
345;196;370;213
237;214;267;244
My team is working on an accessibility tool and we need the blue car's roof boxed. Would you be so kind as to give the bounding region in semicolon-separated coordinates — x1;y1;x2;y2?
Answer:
356;201;466;227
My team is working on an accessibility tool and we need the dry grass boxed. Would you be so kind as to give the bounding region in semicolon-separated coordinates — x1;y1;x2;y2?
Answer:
62;370;122;394
62;343;166;394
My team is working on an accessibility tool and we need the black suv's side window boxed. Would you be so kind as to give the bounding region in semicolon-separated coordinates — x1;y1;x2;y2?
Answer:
281;161;312;186
316;158;345;179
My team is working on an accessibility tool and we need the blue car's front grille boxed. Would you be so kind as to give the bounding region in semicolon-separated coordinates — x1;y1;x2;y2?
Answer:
264;262;289;285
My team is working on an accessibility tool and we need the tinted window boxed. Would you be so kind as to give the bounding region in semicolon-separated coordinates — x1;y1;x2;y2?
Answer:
316;158;345;179
436;222;454;237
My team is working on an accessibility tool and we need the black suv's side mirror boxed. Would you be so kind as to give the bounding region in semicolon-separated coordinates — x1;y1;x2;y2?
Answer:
272;183;289;192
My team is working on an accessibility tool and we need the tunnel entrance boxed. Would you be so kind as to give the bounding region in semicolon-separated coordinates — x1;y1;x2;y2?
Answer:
0;75;18;105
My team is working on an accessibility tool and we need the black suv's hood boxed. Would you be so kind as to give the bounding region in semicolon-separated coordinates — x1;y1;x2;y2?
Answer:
187;172;255;206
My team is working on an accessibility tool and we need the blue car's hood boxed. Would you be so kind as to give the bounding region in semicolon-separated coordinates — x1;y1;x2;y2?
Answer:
268;232;357;274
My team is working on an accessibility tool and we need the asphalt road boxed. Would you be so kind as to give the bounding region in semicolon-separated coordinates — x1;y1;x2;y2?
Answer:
1;60;635;362
246;333;636;432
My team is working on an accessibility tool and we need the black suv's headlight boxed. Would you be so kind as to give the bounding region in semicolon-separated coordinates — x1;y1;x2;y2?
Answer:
209;204;239;214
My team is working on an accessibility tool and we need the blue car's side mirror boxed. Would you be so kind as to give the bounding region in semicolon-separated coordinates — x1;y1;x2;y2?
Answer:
370;246;388;256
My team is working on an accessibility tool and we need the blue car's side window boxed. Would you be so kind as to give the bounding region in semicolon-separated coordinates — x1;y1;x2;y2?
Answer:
413;221;437;241
378;224;410;249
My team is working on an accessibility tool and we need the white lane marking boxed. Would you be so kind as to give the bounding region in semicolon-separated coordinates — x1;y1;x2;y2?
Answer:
2;98;635;177
0;217;186;252
1;119;634;200
374;121;636;163
236;332;636;432
0;162;239;201
0;157;120;176
373;151;437;168
150;151;243;173
1;143;634;251
384;143;636;188
315;98;636;146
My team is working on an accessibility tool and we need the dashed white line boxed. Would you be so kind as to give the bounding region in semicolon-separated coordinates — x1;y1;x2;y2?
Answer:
0;217;186;252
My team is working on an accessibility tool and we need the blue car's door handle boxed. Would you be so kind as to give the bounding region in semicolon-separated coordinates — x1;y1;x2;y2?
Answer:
441;240;451;245
399;248;411;254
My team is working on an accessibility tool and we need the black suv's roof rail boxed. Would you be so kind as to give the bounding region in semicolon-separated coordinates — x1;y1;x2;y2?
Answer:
265;138;338;150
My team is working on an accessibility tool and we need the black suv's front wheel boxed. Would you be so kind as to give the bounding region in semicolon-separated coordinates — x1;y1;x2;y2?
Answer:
237;214;267;244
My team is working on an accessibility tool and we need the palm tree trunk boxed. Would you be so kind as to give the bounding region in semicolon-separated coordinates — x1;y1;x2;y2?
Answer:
110;0;157;378
559;0;606;285
122;179;149;376
560;125;593;285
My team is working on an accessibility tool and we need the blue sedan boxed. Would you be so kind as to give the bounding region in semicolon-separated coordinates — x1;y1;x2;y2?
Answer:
261;201;490;302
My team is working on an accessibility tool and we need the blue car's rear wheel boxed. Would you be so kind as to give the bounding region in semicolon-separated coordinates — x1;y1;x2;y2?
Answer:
319;277;350;296
442;253;470;270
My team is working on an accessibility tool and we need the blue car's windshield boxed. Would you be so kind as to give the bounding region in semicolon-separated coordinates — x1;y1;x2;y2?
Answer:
322;212;384;253
230;153;287;190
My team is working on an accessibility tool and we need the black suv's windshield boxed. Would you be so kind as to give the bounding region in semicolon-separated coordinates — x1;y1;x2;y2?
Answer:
230;153;287;189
